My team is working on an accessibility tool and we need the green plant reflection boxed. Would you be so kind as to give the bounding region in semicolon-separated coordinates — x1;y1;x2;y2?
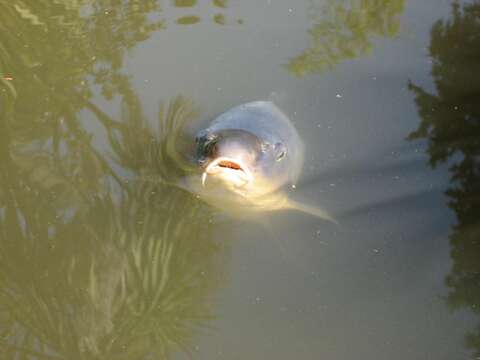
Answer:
0;96;226;359
0;1;226;359
286;0;405;77
169;0;237;26
407;2;480;358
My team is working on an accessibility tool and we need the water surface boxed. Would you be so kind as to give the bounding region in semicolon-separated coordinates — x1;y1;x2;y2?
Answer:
0;0;479;359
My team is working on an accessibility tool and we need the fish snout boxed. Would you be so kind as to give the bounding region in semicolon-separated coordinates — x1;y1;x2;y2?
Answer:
201;157;254;188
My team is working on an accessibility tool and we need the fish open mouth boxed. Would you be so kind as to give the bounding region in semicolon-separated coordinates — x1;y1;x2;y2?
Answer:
217;160;242;170
202;157;253;187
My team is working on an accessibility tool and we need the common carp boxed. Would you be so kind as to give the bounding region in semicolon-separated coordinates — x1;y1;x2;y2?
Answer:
183;101;335;222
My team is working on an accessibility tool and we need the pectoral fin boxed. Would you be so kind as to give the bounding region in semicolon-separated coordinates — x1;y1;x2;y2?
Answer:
284;199;338;224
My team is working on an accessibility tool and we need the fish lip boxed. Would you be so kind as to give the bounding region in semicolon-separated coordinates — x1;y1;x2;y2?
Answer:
202;157;254;187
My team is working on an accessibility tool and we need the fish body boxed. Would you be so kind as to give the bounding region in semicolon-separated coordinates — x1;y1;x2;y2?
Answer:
184;101;334;222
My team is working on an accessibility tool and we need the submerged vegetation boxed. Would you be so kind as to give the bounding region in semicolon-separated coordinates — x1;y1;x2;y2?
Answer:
0;1;226;359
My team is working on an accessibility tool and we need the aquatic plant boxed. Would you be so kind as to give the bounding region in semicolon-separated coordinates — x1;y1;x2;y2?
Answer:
0;88;226;359
0;1;227;358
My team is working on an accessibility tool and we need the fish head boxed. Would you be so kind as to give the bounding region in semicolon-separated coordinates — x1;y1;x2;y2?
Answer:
183;102;334;222
196;128;272;190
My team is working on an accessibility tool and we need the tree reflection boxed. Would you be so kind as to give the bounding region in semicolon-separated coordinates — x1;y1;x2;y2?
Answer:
0;1;226;359
168;0;239;26
286;0;405;77
0;95;225;359
407;2;480;358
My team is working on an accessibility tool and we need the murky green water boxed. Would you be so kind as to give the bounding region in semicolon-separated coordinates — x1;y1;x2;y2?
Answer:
1;0;479;359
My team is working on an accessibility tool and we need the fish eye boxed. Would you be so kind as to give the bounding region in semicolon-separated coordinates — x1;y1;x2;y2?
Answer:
274;142;287;161
276;151;286;161
195;129;216;144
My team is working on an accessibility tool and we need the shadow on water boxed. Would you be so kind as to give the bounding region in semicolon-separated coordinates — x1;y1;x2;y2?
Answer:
407;1;480;358
0;1;228;359
286;0;406;77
